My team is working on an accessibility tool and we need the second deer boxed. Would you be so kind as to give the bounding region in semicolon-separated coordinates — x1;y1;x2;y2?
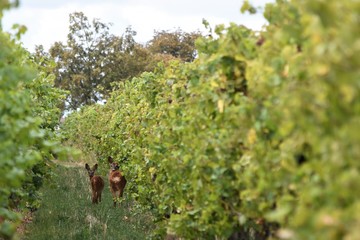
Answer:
108;156;127;207
85;163;104;204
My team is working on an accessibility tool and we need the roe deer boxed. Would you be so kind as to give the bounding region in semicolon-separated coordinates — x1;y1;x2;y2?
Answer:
108;157;127;207
85;163;104;204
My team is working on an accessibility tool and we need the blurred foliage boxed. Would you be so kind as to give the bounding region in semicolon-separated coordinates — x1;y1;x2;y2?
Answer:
0;0;18;21
0;3;72;239
59;0;360;239
147;29;202;62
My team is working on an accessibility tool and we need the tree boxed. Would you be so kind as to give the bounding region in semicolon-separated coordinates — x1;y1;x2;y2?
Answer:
146;29;202;62
45;12;203;111
48;12;117;110
48;12;148;110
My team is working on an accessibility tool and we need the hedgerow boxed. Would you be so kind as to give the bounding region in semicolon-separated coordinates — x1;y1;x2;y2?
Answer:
61;0;360;239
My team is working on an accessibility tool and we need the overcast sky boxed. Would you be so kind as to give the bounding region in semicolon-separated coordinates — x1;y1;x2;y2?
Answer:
2;0;273;52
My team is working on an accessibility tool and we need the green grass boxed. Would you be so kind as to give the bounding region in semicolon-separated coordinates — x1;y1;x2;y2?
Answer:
22;164;154;240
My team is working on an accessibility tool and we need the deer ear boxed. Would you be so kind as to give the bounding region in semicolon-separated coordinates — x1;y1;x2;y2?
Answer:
85;163;90;170
93;164;98;170
108;156;113;163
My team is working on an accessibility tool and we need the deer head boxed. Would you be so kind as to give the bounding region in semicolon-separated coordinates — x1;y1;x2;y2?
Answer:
85;163;99;178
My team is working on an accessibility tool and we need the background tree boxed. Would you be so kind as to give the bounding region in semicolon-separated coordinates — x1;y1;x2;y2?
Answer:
48;12;109;110
48;12;151;110
146;29;202;62
42;12;203;111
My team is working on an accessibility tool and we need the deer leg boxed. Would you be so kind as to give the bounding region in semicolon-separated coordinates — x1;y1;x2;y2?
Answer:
116;191;121;207
92;192;96;204
110;188;116;207
95;192;99;204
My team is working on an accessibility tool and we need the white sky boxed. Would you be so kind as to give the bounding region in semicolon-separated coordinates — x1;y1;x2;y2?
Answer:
2;0;273;52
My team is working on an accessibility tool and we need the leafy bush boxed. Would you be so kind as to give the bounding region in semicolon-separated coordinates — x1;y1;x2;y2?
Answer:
0;3;70;238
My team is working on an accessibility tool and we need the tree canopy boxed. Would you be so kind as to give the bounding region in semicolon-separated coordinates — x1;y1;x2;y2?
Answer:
147;29;202;62
38;12;202;111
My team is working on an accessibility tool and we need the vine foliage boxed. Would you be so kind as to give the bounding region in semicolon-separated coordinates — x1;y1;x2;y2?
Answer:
63;0;360;239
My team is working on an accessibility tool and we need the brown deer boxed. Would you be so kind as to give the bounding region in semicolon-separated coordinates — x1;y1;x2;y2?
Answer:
108;156;127;207
85;163;104;204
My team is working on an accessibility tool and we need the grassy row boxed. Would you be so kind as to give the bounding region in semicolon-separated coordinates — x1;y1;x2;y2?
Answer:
21;164;153;240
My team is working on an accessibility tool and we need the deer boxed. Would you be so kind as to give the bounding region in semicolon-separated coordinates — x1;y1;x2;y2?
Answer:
85;163;104;204
108;156;127;207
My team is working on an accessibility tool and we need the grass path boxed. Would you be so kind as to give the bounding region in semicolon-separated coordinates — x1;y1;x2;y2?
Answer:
21;163;153;240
